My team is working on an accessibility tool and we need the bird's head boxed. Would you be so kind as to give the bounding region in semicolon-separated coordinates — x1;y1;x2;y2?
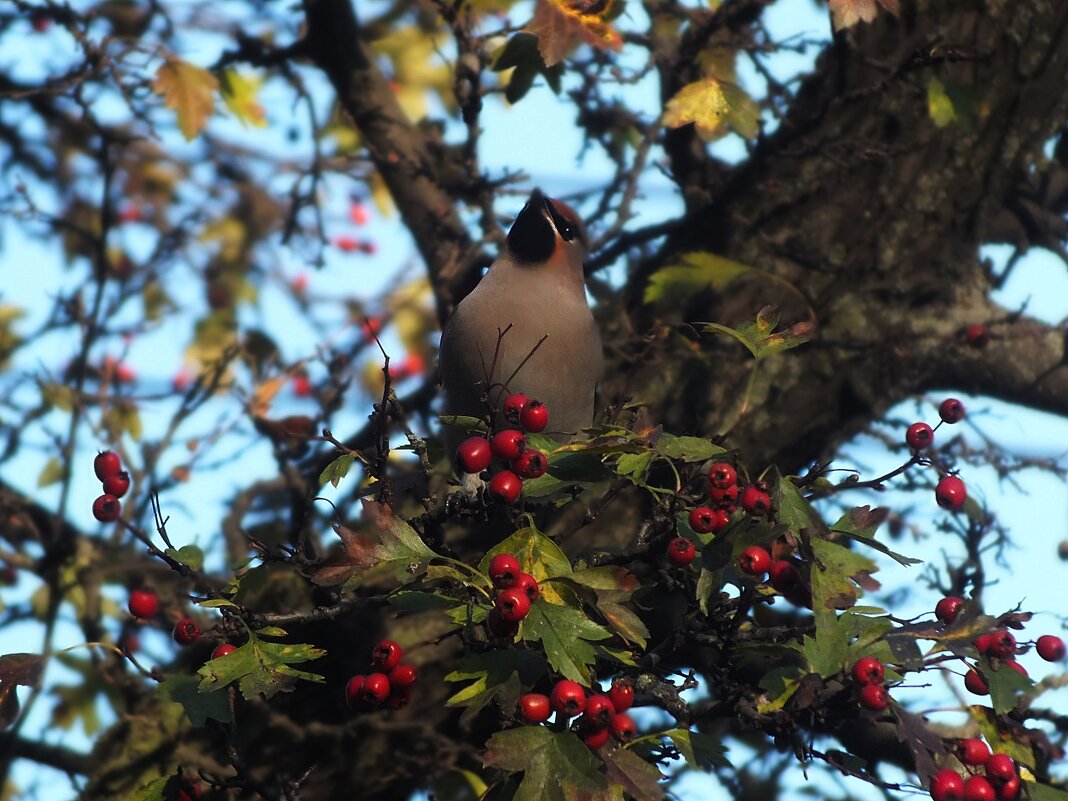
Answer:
504;189;588;282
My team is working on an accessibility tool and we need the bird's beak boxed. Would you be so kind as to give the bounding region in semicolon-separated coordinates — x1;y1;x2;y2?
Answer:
506;188;556;264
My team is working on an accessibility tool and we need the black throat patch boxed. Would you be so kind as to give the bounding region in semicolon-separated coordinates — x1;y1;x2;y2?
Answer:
506;200;556;265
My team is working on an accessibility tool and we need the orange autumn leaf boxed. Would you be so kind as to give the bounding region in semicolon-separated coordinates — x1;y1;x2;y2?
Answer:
528;0;623;67
828;0;899;31
152;57;219;140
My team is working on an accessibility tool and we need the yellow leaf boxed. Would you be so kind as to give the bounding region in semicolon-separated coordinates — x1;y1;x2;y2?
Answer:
152;58;219;140
220;69;267;128
249;375;289;419
662;78;760;141
828;0;898;30
527;0;623;67
927;78;956;128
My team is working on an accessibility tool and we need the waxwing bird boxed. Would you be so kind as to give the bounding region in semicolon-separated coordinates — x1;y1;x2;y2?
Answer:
439;189;603;458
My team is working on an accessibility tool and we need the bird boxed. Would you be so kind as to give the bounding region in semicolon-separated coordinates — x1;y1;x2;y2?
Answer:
439;189;603;460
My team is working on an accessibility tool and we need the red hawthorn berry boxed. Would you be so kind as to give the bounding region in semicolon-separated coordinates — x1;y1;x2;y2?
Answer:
768;560;801;591
930;769;965;801
550;680;586;717
362;673;391;706
906;422;935;451
211;643;237;660
494;587;532;623
965;324;990;349
502;393;529;424
94;450;122;481
92;493;121;522
936;475;967;511
688;506;718;534
486;609;519;639
30;13;51;32
292;374;312;397
349;201;370;225
517;693;552;724
388;663;417;689
708;462;737;490
851;656;885;686
456;437;492;474
1036;634;1066;662
994;778;1020;801
964;776;995;801
488;553;522;589
608;678;634;713
581;723;610;749
128;587;158;619
988;630;1016;659
935;596;964;625
372;639;403;671
1003;660;1027;678
709;484;739;506
511;449;548;479
584;694;614;727
666;537;696;567
488;470;523;504
490;429;526;461
975;633;996;655
965;668;989;696
172;618;200;646
740;486;771;516
102;470;131;498
985;753;1016;782
939;398;966;424
738;545;772;576
610;712;637;742
858;684;891;712
784;584;813;609
959;738;991;766
514;572;540;602
519;400;549;433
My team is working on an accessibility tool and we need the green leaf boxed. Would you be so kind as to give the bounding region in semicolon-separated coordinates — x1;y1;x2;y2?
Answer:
196;635;325;700
654;434;725;462
445;650;546;723
644;252;754;304
831;506;923;567
969;706;1036;768
662;728;731;769
197;598;238;609
133;777;169;801
437;415;489;434
483;727;606;801
492;32;563;103
927;78;956;128
37;457;64;488
552;567;648;648
1025;784;1068;801
984;659;1035;715
319;453;356;488
772;472;825;535
346;500;437;587
521;599;612;684
803;612;893;678
255;626;287;638
164;545;204;572
615;451;653;486
701;306;810;361
108;400;143;441
601;747;665;801
809;538;878;621
157;673;232;726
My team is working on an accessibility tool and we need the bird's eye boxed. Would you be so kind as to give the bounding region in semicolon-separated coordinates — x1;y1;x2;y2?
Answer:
559;222;576;242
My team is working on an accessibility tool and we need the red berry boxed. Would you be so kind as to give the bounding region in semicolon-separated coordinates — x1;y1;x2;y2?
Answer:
936;596;964;624
666;537;696;567
92;493;122;522
975;633;996;655
1003;660;1028;678
102;470;131;498
907;422;935;451
495;588;532;622
930;769;965;801
517;693;551;723
964;776;996;801
939;398;966;424
965;668;989;695
959;738;991;766
456;437;492;474
851;656;885;686
609;712;637;742
1036;634;1066;662
985;753;1015;782
858;683;891;711
608;678;633;713
372;639;403;671
128;588;158;619
292;374;312;397
708;462;737;490
502;393;529;423
94;450;122;481
172;618;200;646
988;630;1016;659
965;324;990;348
511;449;548;479
688;506;718;534
486;609;519;639
488;470;522;504
738;545;772;576
768;560;801;591
514;572;540;602
584;694;614;726
362;673;391;706
710;484;739;506
489;553;522;589
211;643;237;660
491;429;526;461
581;723;610;749
995;778;1020;801
389;663;417;689
740;486;770;516
550;680;586;717
519;400;549;433
936;475;967;511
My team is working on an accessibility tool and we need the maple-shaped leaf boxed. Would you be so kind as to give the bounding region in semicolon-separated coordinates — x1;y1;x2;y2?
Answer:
306;522;376;587
521;599;612;684
828;0;899;31
220;69;267;128
701;306;811;361
337;500;437;588
662;77;760;141
601;747;664;801
550;567;649;648
445;650;547;723
527;0;623;68
196;630;325;700
152;57;219;140
644;251;754;304
891;706;946;785
484;726;608;801
809;538;879;620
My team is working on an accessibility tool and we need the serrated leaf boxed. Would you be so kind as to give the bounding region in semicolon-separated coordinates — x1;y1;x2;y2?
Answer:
828;0;899;31
220;69;267;128
319;453;357;488
662;728;731;769
157;673;232;726
773;472;826;535
164;545;204;572
662;77;760;141
602;747;664;801
484;727;606;801
644;252;754;304
832;506;922;567
493;32;563;103
37;457;64;488
521;599;611;684
809;538;878;620
654;434;724;462
527;0;623;68
349;499;437;587
615;451;653;486
984;659;1035;715
196;635;325;700
445;650;546;723
701;306;811;361
152;57;219;140
969;706;1036;768
892;705;946;784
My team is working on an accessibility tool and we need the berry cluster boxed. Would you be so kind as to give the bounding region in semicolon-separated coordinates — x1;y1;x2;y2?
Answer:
930;748;1020;801
92;450;130;522
345;639;419;711
456;393;552;505
516;677;637;750
903;399;968;512
486;553;539;637
851;656;892;712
